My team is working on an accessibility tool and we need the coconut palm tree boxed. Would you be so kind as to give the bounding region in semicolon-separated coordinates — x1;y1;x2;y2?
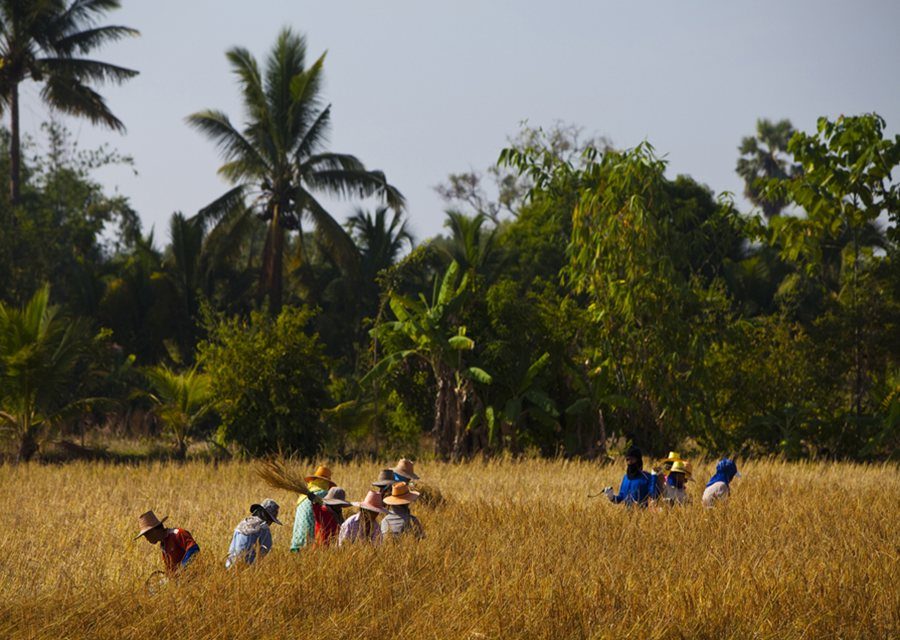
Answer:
187;28;404;312
144;364;212;460
0;284;96;461
347;206;413;276
0;0;138;204
736;118;799;219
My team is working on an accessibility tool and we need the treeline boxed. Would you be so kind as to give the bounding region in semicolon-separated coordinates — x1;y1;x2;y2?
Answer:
0;9;898;462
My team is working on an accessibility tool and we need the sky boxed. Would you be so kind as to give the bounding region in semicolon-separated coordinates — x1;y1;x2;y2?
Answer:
14;0;900;244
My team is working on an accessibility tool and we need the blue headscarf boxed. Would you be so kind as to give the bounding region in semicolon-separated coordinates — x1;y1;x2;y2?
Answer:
705;458;739;488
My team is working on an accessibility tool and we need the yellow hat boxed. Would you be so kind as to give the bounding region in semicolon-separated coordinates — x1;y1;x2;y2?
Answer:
669;460;692;479
662;451;682;463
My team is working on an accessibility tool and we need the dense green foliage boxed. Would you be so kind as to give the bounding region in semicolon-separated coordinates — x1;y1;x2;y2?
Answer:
197;306;330;457
0;25;897;461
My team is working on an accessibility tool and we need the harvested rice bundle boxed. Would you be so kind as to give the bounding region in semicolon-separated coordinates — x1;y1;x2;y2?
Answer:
255;459;318;501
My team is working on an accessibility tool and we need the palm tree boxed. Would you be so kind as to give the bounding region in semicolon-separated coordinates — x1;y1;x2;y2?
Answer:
347;206;414;276
0;0;138;204
736;119;800;219
435;211;502;279
0;284;96;461
187;28;404;312
144;364;212;460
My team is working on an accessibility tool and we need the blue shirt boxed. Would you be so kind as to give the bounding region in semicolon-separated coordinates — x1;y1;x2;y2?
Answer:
226;517;273;568
611;471;658;506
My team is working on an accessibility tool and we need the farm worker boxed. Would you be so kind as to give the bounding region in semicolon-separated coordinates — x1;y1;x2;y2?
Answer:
314;486;351;546
381;482;425;539
225;499;282;568
661;460;691;506
372;468;396;498
603;445;659;507
135;510;200;574
391;458;420;484
290;465;335;551
702;458;741;508
339;490;388;546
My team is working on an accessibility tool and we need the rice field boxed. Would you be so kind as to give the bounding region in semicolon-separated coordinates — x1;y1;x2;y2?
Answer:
0;458;897;639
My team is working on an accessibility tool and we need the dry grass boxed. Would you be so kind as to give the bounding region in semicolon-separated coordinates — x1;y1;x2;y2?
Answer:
0;458;897;639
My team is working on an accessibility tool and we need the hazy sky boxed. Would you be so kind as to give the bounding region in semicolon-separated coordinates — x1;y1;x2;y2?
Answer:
14;0;900;243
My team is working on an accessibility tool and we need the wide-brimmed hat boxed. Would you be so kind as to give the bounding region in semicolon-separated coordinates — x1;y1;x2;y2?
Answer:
352;490;389;514
669;460;692;480
135;510;167;539
662;451;682;463
323;486;352;507
251;499;282;525
372;469;396;488
383;481;420;505
392;458;419;481
305;465;337;487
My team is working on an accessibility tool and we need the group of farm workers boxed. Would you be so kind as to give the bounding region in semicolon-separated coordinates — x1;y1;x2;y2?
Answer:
134;458;424;574
134;451;741;575
602;446;741;508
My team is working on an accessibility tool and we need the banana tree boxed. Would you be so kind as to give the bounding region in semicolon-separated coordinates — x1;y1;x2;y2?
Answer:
364;261;492;460
483;352;559;452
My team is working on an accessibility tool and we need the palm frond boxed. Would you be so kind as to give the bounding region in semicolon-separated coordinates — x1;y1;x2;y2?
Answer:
39;73;124;130
39;56;137;84
186;109;268;175
51;24;138;55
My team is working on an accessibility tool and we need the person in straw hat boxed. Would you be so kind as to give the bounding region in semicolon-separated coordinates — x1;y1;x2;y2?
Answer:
135;510;200;574
602;445;659;507
702;458;741;508
381;482;425;539
313;486;352;547
340;490;388;546
290;465;336;552
372;468;396;498
391;458;420;484
226;499;282;568
661;460;692;506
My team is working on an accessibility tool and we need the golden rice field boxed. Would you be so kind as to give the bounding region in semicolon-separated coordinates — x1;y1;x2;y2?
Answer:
0;458;897;639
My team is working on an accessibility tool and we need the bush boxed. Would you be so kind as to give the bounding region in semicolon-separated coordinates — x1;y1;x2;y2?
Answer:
198;306;330;456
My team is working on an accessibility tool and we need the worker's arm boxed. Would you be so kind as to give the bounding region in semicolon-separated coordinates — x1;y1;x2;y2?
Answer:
258;527;273;557
181;543;199;567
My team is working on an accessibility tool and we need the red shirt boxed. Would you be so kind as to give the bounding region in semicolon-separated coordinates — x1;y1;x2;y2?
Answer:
161;528;199;572
313;504;340;546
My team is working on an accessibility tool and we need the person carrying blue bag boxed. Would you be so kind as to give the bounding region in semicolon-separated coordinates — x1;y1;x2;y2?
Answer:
603;445;659;507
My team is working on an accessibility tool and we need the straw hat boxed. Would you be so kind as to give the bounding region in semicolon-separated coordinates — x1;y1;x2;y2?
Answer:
250;499;282;525
662;451;682;463
352;490;389;514
372;469;396;488
322;486;352;507
135;510;167;539
391;458;419;481
383;481;420;505
669;460;692;479
305;465;336;487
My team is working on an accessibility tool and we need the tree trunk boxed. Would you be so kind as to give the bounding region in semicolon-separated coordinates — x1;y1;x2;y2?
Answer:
259;207;285;314
432;374;456;460
9;83;21;205
18;429;38;463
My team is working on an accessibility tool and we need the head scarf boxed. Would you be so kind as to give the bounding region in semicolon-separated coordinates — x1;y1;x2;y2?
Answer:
705;458;739;488
625;445;643;479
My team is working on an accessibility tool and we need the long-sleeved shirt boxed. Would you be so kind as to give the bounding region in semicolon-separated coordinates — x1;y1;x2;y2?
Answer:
610;471;658;507
339;512;383;546
225;516;273;568
381;510;425;539
290;482;330;551
161;528;199;573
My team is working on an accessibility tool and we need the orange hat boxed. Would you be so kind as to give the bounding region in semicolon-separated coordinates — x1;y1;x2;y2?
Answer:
383;481;420;506
305;465;336;487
